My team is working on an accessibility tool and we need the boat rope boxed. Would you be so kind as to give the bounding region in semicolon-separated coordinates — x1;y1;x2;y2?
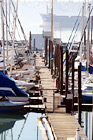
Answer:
63;8;82;55
73;5;93;60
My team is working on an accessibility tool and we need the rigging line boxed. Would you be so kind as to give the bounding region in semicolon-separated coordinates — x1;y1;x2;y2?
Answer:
63;22;80;64
2;5;19;60
3;8;13;40
68;22;80;51
3;3;25;60
17;113;29;140
74;5;93;60
10;0;28;46
63;8;82;55
6;5;25;48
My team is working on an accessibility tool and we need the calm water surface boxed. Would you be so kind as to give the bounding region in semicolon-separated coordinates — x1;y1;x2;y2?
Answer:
0;112;45;140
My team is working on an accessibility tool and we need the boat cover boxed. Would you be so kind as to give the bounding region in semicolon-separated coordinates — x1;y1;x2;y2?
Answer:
0;72;28;97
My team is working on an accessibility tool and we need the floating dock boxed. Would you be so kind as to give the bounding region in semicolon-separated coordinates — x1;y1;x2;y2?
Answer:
36;53;89;140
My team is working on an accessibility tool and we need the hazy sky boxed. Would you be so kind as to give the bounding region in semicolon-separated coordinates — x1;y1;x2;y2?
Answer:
3;0;93;40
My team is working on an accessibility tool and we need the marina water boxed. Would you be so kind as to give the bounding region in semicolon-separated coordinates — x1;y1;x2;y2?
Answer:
0;112;44;140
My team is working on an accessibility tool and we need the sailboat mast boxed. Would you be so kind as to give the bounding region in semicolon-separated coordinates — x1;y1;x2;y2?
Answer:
86;3;91;73
51;0;53;41
6;0;8;63
10;0;18;76
90;16;93;65
80;3;84;64
1;0;5;74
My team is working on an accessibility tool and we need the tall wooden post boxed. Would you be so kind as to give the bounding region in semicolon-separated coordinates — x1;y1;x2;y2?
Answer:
56;45;58;76
60;46;63;95
78;65;82;125
72;59;74;112
54;45;57;75
66;50;68;98
51;41;53;75
66;49;72;113
49;40;51;68
33;38;35;51
45;37;48;66
29;31;32;52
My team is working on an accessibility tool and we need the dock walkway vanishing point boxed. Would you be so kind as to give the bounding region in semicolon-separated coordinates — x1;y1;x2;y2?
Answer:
36;53;89;140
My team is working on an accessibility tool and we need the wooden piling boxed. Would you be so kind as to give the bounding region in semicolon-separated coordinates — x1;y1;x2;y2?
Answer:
45;37;48;66
56;45;58;76
49;40;51;68
60;46;63;95
33;38;35;51
29;31;32;52
54;45;57;75
72;59;74;112
51;58;53;75
51;41;53;75
66;49;68;98
66;49;72;113
78;65;82;125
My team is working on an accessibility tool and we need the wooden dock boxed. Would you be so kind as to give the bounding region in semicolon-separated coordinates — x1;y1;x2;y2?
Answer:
36;53;89;140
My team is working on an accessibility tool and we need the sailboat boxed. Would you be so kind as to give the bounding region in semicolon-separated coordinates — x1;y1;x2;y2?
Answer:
0;71;30;102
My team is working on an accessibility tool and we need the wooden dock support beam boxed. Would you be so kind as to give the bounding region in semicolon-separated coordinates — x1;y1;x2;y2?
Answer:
78;65;82;125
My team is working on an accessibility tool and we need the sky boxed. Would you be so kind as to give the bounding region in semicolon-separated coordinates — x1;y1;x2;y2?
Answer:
1;0;93;40
17;0;93;37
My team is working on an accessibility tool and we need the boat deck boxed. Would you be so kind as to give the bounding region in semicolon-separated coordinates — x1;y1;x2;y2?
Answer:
36;53;89;140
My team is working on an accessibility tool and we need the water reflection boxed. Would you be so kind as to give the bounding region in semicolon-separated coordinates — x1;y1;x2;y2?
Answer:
0;113;44;140
74;111;92;140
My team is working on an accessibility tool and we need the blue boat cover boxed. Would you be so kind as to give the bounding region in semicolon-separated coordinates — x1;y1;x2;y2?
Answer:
0;72;28;97
79;63;87;71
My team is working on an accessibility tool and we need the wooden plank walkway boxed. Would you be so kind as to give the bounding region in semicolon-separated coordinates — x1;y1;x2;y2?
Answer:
36;54;89;140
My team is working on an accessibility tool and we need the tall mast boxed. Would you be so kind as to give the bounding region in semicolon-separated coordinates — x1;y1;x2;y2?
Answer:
10;0;18;76
90;16;93;65
80;3;84;64
86;3;91;74
6;0;8;63
9;0;11;42
51;0;53;42
11;0;28;46
1;0;5;74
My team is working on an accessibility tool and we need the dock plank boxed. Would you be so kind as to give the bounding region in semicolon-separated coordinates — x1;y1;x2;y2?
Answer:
36;54;89;140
